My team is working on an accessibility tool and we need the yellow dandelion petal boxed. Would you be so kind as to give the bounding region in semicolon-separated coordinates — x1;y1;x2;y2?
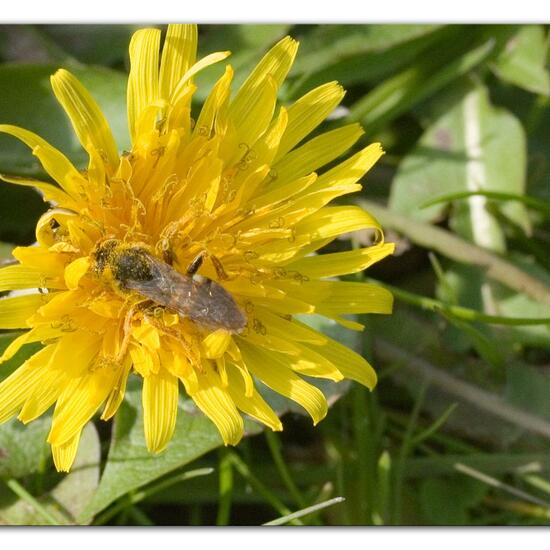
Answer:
309;142;385;194
64;256;91;290
127;28;161;142
271;280;394;317
0;345;56;423
239;340;328;425
12;245;70;275
294;205;383;242
0;124;86;198
18;364;65;424
48;362;120;447
228;76;278;160
231;36;298;114
275;82;345;161
187;368;244;445
0;264;59;292
159;24;198;100
203;329;232;359
0;324;64;366
195;65;233;137
51;429;82;473
225;363;282;432
0;24;394;471
169;51;231;107
0;294;50;330
286;242;396;279
50;69;119;167
142;368;179;453
101;356;133;421
273;123;365;184
299;326;378;390
130;344;160;378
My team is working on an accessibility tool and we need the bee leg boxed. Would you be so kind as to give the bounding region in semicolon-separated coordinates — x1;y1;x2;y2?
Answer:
115;299;150;363
186;252;205;276
211;255;229;280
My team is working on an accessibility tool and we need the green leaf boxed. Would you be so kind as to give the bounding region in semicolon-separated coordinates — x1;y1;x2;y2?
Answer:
0;63;128;177
290;24;440;76
0;415;50;481
348;33;496;134
419;475;488;525
41;25;138;66
44;422;100;524
390;83;529;252
493;26;550;96
77;380;262;524
0;423;100;525
288;27;452;101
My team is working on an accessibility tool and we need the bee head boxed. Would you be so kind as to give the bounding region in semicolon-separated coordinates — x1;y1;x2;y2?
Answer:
93;239;120;275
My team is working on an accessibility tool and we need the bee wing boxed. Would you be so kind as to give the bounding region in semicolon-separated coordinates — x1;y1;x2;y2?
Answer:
125;258;246;333
124;259;196;318
184;275;247;333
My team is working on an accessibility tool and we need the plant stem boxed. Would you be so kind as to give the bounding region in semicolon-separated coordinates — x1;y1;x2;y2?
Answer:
4;478;60;525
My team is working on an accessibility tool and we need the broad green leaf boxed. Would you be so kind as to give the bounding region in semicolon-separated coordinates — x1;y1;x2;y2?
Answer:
0;63;128;177
390;84;529;253
290;24;440;76
0;423;100;525
419;476;488;525
0;415;50;481
77;381;262;524
493;26;550;96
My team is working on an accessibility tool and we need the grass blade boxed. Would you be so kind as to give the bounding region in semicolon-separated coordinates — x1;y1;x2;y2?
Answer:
360;199;550;305
263;497;346;526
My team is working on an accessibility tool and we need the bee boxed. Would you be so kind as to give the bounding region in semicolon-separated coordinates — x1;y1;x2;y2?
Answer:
94;239;247;334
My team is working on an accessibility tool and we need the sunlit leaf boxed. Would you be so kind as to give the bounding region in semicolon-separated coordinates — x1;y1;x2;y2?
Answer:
390;83;529;251
493;25;550;96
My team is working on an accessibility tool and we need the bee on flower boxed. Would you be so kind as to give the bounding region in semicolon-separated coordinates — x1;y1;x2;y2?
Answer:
0;25;394;472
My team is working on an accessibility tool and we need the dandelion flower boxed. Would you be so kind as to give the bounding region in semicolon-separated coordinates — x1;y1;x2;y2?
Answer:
0;25;394;472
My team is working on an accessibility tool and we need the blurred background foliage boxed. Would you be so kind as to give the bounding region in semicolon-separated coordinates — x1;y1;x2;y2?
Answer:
2;23;550;525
